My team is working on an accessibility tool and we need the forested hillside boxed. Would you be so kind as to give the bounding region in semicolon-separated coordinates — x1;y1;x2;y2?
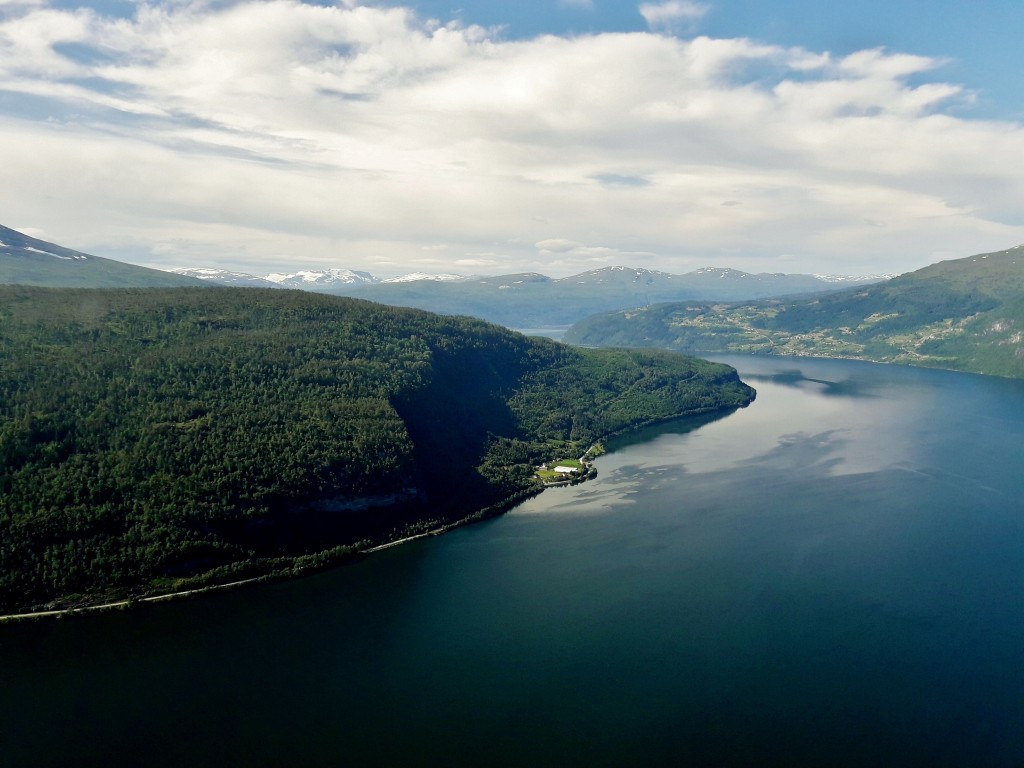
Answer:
0;287;753;613
566;246;1024;379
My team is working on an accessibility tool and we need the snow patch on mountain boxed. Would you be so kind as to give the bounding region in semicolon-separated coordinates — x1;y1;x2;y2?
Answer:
25;246;85;260
168;267;278;287
264;269;378;286
559;266;674;284
169;267;244;279
382;272;466;283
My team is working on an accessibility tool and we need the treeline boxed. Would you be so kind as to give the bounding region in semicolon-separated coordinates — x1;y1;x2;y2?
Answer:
0;286;753;612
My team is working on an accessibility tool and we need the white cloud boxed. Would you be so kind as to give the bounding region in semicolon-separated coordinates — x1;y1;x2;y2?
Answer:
838;48;943;79
455;257;499;268
535;239;657;266
535;239;582;253
0;1;1021;277
638;1;709;33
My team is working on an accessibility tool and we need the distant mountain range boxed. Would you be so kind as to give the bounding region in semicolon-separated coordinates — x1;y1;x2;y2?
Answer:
1;224;890;327
6;222;1022;376
168;263;891;327
0;225;203;288
565;245;1024;379
167;266;465;289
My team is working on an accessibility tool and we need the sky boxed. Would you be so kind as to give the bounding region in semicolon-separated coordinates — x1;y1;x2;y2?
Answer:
1;0;1023;278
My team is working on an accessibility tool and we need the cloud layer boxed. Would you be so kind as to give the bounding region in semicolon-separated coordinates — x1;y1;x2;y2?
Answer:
0;0;1022;275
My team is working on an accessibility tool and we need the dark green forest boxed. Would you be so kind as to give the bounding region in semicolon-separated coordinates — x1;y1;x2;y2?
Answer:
0;286;753;613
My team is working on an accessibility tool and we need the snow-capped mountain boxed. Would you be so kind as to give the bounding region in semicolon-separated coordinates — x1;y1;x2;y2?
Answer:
157;263;893;326
167;267;280;288
382;272;466;283
164;266;472;291
263;268;379;288
555;266;675;285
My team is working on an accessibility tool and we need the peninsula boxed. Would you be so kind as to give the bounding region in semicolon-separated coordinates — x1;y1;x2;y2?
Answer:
0;286;754;615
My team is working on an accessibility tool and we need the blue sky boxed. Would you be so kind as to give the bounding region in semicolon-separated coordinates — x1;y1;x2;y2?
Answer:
411;0;1021;118
1;0;1022;277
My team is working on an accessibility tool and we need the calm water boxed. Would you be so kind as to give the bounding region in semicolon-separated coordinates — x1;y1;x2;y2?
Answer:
514;326;570;341
3;356;1024;767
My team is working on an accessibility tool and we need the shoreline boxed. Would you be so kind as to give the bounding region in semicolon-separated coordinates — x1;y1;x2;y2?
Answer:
0;403;749;624
0;486;544;625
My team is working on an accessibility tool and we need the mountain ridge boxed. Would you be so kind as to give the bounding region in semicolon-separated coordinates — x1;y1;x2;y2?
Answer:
333;266;888;327
0;225;206;288
565;245;1024;379
169;263;890;294
0;224;889;326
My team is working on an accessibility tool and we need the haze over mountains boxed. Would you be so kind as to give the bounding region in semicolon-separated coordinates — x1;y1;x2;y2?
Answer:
167;266;462;290
170;262;892;328
169;264;884;296
2;224;890;327
333;267;889;327
9;224;1021;378
566;245;1024;379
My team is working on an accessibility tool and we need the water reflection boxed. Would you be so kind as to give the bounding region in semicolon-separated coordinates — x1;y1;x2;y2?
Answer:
602;379;907;478
740;367;880;398
6;355;1024;768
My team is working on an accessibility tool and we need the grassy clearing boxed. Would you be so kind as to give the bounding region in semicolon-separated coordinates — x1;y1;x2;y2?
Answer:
535;456;585;481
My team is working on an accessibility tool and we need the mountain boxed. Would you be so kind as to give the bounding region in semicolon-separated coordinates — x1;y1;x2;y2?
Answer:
565;245;1024;379
382;272;466;283
167;262;887;327
167;267;281;288
339;266;888;327
0;286;753;613
264;268;379;289
171;266;388;290
5;224;880;309
0;225;205;288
